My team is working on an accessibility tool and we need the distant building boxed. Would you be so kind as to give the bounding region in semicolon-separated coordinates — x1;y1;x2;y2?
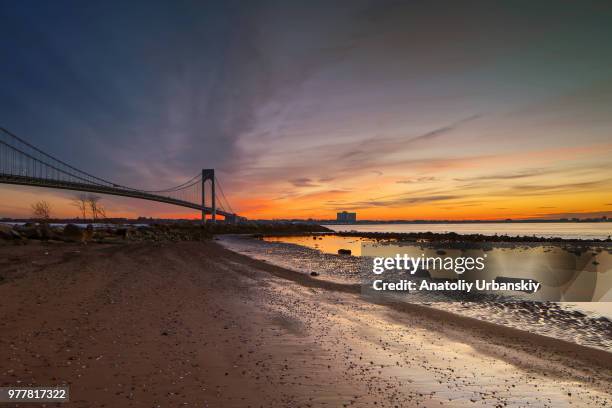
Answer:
336;211;356;223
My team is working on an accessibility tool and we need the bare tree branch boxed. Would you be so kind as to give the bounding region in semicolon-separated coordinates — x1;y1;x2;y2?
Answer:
86;195;106;223
71;194;89;221
31;200;51;223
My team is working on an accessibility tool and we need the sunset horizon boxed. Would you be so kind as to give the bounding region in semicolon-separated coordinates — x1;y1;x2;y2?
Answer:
2;134;612;221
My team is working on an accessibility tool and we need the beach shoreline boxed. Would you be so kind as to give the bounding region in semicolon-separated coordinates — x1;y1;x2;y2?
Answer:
1;240;611;407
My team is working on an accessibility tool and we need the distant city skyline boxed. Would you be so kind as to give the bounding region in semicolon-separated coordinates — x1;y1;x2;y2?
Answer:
1;1;612;220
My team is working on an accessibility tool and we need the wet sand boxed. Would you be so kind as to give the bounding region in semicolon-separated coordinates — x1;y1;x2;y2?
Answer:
0;241;611;407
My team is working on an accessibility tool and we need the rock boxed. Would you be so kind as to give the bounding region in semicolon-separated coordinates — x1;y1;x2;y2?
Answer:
83;225;94;242
310;271;319;277
0;224;21;239
115;227;138;240
337;248;351;255
39;224;61;240
19;225;42;239
62;224;83;242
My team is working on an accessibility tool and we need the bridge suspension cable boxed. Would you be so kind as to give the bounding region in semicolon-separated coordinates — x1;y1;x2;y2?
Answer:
215;176;234;215
142;172;202;193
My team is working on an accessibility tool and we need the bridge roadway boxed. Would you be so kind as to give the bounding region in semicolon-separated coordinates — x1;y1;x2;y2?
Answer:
0;173;234;218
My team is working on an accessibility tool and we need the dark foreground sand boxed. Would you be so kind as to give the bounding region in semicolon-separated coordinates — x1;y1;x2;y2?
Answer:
0;241;611;407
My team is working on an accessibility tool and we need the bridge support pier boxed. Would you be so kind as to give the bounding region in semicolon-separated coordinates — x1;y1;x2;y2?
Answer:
202;169;216;223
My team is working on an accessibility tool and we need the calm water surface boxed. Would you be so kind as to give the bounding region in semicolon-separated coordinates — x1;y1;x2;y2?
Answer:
327;222;612;240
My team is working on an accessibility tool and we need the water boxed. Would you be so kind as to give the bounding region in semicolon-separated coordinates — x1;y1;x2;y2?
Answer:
219;234;612;352
327;222;612;240
264;234;612;303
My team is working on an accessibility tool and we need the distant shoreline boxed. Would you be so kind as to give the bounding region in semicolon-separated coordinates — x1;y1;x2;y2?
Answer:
322;219;611;224
257;230;612;244
332;230;612;244
325;222;612;242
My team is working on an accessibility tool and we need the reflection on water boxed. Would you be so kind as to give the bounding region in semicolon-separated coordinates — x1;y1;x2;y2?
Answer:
263;234;370;256
221;234;612;352
327;222;612;240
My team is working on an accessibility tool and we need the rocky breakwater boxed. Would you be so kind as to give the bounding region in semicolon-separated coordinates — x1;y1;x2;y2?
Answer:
0;221;332;245
1;223;64;242
0;223;212;245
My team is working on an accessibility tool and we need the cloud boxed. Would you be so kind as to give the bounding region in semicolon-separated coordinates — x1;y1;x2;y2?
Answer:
289;178;320;187
293;189;352;202
406;114;481;144
508;180;610;195
230;113;486;196
341;150;364;159
341;194;459;209
453;168;551;182
396;177;438;184
284;114;482;170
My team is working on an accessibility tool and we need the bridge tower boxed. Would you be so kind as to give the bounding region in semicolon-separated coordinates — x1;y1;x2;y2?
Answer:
202;169;216;222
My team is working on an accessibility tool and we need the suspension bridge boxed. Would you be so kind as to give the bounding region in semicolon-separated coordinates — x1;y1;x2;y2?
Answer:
0;127;241;222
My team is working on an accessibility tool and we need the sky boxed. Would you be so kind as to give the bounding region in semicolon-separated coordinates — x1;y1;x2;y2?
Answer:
1;0;612;220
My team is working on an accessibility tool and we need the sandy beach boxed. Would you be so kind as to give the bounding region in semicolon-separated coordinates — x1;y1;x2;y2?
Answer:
1;240;611;407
